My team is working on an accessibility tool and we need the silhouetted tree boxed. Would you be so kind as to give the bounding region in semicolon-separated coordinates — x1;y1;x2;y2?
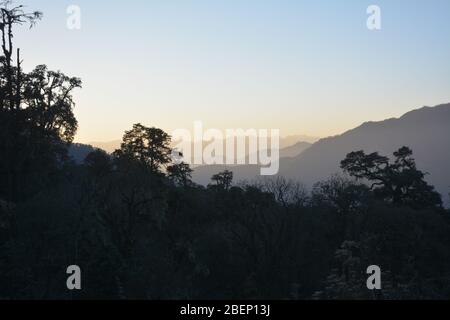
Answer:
261;176;309;210
210;170;233;190
113;123;172;173
23;65;80;142
311;175;372;239
0;1;42;110
167;162;193;187
0;2;80;202
341;146;442;209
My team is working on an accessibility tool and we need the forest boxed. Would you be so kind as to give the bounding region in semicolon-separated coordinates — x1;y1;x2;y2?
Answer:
1;2;450;300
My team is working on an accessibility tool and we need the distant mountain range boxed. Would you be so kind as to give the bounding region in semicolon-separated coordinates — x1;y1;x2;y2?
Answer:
86;135;319;155
71;132;316;167
192;103;450;204
279;141;313;158
87;140;121;154
70;103;450;204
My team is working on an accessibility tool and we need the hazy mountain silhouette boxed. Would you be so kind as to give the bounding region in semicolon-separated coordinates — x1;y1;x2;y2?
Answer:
89;140;121;153
191;141;313;185
193;103;450;203
88;136;317;155
69;143;98;163
279;135;319;147
279;141;312;158
76;139;312;167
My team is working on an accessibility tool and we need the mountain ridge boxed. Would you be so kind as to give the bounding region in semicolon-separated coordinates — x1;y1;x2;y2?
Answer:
193;103;450;204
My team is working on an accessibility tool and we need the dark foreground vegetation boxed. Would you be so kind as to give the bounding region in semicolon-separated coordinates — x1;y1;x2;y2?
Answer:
1;2;450;299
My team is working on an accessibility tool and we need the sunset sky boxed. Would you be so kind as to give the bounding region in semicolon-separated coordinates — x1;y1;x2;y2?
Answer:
14;0;450;143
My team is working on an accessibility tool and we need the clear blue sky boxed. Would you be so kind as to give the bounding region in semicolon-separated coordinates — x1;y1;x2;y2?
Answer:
13;0;450;142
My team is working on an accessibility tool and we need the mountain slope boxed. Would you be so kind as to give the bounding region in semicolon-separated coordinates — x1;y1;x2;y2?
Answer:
279;141;312;158
281;103;450;198
192;141;312;185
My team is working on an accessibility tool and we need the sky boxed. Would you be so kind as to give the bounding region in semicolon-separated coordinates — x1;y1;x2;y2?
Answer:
12;0;450;143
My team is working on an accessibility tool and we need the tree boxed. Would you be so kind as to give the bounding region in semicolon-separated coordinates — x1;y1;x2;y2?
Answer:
210;170;233;190
312;175;371;238
261;176;309;209
341;146;442;209
113;123;172;173
167;162;193;187
0;1;42;111
23;65;80;143
0;1;80;202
